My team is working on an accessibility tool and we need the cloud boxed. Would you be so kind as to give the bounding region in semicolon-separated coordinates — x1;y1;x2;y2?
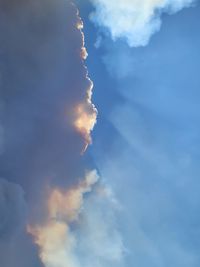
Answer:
90;0;195;46
28;171;125;267
0;0;98;202
0;0;100;266
0;178;34;267
73;81;97;152
28;171;99;267
0;1;125;267
0;0;97;188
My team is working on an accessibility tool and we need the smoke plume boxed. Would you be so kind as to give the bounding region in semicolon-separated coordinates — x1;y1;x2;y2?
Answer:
28;171;99;267
28;170;124;267
0;0;124;266
0;0;98;265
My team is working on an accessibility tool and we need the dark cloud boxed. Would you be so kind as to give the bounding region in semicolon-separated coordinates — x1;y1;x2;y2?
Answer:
0;0;94;195
0;178;39;267
0;178;26;240
0;0;96;265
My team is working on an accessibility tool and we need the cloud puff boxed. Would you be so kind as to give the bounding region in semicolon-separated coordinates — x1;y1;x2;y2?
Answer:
28;171;99;267
90;0;195;46
28;171;125;267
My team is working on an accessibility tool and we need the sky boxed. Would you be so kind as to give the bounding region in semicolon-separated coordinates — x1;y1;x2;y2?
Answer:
0;0;200;267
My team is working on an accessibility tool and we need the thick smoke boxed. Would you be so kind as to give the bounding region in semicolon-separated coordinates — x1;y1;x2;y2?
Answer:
28;170;124;267
0;178;26;240
0;0;97;265
0;1;124;267
0;0;97;210
0;0;97;193
28;171;99;267
90;0;195;47
0;178;29;267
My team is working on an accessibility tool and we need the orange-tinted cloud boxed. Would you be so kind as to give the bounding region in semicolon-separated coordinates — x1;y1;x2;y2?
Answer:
28;171;99;267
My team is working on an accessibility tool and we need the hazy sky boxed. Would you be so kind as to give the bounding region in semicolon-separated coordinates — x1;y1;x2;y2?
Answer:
80;1;200;266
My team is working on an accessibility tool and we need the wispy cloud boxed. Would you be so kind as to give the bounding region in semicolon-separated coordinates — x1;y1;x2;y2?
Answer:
91;5;200;264
90;0;195;46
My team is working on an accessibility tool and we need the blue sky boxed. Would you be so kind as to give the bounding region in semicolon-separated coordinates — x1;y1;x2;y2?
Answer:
79;1;200;266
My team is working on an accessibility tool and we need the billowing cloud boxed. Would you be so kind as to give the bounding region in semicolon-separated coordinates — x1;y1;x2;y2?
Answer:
90;0;195;46
0;178;31;267
0;0;97;193
28;171;124;267
0;0;99;265
0;1;125;267
28;171;98;267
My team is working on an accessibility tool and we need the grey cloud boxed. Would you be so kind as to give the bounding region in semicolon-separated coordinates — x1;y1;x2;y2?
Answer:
0;0;93;201
0;0;96;265
0;178;39;267
0;178;26;240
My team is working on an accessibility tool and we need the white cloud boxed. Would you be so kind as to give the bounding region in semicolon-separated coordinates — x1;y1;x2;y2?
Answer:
90;0;195;46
